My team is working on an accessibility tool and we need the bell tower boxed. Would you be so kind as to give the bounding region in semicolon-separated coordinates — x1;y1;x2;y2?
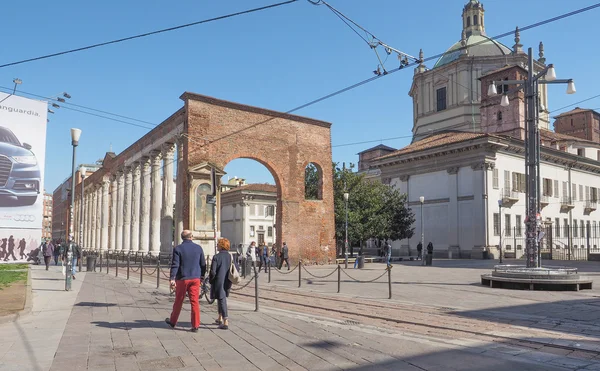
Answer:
462;0;485;37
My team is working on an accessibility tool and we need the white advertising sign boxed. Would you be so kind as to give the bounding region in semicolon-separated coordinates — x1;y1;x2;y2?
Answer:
0;92;47;241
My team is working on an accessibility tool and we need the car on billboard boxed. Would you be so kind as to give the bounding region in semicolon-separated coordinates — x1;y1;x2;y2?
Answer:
0;126;41;206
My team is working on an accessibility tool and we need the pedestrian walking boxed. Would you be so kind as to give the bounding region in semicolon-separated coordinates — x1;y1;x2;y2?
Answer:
258;242;269;273
53;240;61;265
0;238;7;260
64;238;81;279
18;238;27;259
246;242;257;271
279;242;290;270
165;230;206;333
4;235;16;261
42;240;54;270
416;242;423;261
385;240;392;266
210;238;234;330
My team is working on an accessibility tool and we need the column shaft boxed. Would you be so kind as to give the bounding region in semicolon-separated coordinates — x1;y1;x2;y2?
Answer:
123;167;132;252
109;176;117;250
92;187;98;250
174;140;184;245
161;143;175;253
116;171;124;251
150;152;162;254
139;157;151;252
130;163;141;252
101;179;109;251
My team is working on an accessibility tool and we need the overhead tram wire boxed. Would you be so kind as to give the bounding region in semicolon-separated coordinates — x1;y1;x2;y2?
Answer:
0;0;298;69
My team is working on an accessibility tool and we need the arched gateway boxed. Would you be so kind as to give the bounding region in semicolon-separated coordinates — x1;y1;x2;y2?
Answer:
75;92;335;264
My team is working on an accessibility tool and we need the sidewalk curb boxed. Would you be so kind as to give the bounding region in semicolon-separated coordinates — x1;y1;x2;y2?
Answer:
0;265;33;325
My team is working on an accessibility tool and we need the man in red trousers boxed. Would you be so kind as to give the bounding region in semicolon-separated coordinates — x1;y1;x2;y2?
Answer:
165;230;206;332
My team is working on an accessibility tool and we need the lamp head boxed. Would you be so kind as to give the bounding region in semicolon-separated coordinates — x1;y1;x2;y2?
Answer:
70;128;82;145
419;196;424;203
343;192;349;202
79;166;87;177
487;83;497;96
498;200;503;207
500;95;510;107
566;80;576;95
545;65;557;81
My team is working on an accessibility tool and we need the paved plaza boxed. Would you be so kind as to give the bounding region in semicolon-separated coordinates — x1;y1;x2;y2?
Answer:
2;260;600;370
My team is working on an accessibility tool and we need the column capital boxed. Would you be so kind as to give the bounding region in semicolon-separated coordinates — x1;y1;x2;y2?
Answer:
162;142;176;157
447;167;459;175
399;175;410;182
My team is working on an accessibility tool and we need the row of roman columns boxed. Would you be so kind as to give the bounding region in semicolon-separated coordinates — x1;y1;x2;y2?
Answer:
73;141;183;254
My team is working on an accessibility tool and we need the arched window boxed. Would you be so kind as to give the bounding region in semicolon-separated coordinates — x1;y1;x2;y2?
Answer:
466;16;471;27
305;162;323;200
194;183;213;231
473;15;478;25
497;111;503;121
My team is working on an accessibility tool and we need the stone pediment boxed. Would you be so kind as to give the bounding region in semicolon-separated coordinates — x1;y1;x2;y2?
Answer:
433;75;450;86
188;162;226;177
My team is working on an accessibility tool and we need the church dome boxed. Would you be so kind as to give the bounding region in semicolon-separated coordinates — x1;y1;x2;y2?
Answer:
434;35;511;69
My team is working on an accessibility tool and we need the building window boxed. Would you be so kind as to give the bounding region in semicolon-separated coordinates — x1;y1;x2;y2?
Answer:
250;226;255;237
542;178;553;196
194;183;213;232
268;226;273;237
512;172;526;193
503;170;510;193
555;218;560;237
505;214;511;236
497;111;502;121
564;218;569;237
553;180;559;198
250;204;256;216
597;150;600;161
436;87;447;111
577;148;585;157
258;205;265;216
572;184;577;202
473;15;479;25
516;215;522;236
592;187;598;203
493;213;500;236
258;225;264;230
492;168;499;189
305;162;323;200
560;146;567;152
466;16;471;27
573;220;578;237
580;184;584;201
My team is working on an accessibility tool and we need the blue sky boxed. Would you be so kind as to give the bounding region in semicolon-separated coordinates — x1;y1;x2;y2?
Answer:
1;0;599;192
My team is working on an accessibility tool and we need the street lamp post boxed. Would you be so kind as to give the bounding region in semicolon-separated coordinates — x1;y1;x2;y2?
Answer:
65;128;81;291
488;47;575;268
344;192;349;269
498;200;503;264
420;196;425;266
79;166;86;249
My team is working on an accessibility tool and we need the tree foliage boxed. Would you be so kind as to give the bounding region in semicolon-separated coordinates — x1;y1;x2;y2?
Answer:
304;163;321;200
333;163;414;250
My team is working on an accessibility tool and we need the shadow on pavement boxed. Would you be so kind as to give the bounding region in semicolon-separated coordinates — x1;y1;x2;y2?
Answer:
75;302;117;307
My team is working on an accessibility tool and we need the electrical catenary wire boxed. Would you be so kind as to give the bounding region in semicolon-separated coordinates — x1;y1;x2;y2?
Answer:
0;0;298;69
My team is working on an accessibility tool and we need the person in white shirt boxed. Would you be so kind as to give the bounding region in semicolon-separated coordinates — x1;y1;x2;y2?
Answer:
246;241;258;270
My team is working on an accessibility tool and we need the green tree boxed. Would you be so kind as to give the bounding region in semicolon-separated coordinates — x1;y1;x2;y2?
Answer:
304;163;320;200
333;163;415;255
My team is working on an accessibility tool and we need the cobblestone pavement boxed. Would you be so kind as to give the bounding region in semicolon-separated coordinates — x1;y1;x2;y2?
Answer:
39;263;600;371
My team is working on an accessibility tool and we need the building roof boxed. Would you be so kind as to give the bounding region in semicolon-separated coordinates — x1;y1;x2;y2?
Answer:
434;34;511;69
357;144;396;155
375;131;490;160
539;129;599;146
553;107;600;119
221;183;277;195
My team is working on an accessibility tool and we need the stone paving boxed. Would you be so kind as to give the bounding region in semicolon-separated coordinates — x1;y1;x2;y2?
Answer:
5;261;600;370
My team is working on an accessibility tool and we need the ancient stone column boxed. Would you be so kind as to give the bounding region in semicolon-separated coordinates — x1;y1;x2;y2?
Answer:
88;190;94;249
174;139;184;245
139;157;151;253
109;176;117;250
130;162;141;252
161;143;175;253
123;167;133;253
115;171;124;251
101;179;109;251
93;186;99;250
149;151;162;255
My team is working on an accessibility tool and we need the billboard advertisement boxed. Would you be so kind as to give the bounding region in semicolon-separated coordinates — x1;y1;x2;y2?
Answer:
0;92;47;261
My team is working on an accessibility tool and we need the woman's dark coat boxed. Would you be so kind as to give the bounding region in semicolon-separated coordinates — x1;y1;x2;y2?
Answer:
210;251;233;300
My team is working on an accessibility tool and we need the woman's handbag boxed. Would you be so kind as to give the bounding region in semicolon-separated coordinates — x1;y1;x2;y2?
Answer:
228;253;241;284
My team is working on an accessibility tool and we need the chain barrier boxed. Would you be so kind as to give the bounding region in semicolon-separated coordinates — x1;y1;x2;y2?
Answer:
143;267;157;275
160;267;171;279
341;267;389;283
231;273;257;291
273;263;299;275
130;265;140;273
301;265;338;279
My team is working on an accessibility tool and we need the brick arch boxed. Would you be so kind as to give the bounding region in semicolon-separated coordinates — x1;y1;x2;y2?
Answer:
181;92;335;263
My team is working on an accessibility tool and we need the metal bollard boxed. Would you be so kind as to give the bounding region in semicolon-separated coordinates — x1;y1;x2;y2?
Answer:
268;262;271;283
156;258;160;289
388;266;392;299
106;252;109;275
127;254;130;280
298;261;302;288
140;255;144;284
337;265;341;293
115;255;118;277
254;268;259;312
